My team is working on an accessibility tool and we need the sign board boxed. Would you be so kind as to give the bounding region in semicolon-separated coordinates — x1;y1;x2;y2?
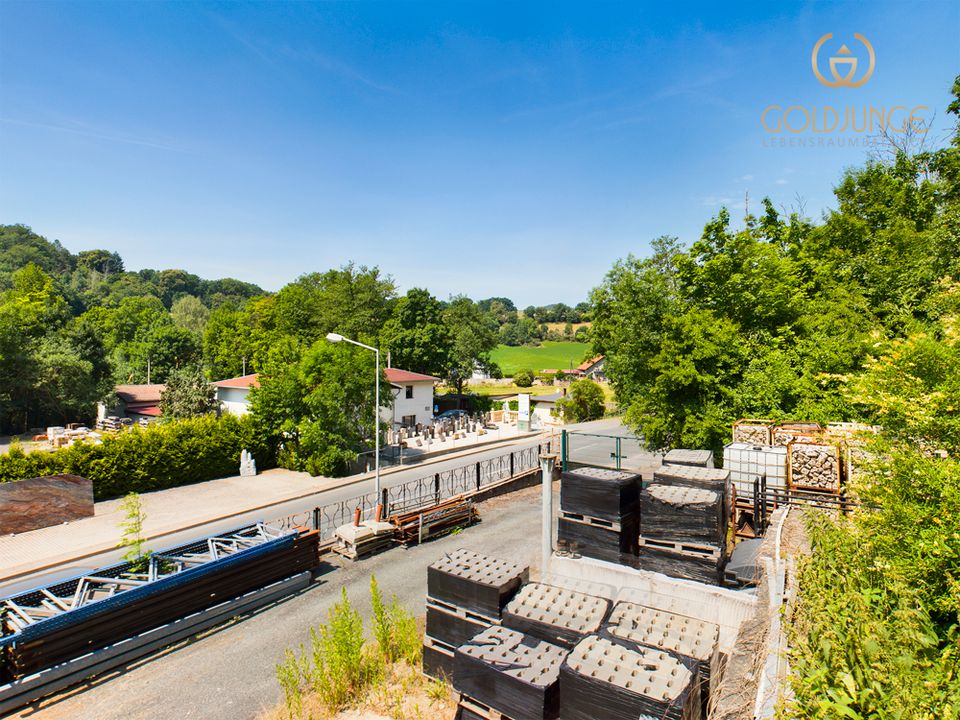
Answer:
518;393;530;425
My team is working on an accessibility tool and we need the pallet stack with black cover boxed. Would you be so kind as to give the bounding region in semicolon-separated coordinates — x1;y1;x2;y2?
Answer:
454;625;567;720
602;601;720;718
557;467;641;566
501;582;610;648
423;549;528;680
638;464;730;584
560;635;702;720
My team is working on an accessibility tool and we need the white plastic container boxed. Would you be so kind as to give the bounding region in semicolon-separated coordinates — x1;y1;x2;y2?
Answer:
722;442;788;499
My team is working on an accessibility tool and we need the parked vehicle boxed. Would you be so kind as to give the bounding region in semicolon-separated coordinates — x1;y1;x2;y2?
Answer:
435;409;469;421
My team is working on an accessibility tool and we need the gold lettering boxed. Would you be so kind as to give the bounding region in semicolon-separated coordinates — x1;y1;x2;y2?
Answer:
784;106;809;133
887;106;907;132
910;106;930;133
761;106;783;132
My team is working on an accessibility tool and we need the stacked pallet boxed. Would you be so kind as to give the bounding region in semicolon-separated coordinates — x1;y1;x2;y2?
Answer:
560;635;701;720
602;601;720;718
662;449;715;468
501;582;610;648
557;467;641;565
423;549;528;680
334;521;395;560
453;625;566;720
638;465;729;585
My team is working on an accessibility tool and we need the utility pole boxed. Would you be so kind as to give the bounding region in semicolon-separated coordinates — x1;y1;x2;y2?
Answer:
146;355;151;385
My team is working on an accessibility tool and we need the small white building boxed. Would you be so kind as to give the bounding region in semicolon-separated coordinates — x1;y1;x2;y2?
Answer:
383;368;439;429
212;374;260;415
97;384;165;424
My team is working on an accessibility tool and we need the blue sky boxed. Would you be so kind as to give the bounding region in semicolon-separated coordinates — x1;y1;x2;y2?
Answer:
1;2;957;306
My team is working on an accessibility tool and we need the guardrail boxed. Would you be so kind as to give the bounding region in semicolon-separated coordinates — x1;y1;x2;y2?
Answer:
274;442;551;540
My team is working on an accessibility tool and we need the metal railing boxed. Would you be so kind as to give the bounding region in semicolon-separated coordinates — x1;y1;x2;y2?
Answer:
275;442;550;540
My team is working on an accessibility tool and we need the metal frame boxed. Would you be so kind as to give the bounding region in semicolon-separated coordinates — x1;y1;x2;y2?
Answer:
1;523;289;637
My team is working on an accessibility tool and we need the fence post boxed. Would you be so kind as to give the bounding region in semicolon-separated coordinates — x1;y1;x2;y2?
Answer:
615;436;622;470
561;430;568;472
476;461;481;491
509;452;514;477
381;488;389;518
434;473;441;505
312;507;321;532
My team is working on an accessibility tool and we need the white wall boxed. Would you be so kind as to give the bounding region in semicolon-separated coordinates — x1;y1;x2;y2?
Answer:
384;381;435;428
217;386;252;416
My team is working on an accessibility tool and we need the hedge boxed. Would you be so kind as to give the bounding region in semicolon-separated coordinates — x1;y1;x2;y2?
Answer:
0;414;275;500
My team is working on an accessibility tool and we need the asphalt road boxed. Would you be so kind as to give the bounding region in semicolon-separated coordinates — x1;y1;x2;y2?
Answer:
10;484;552;720
1;419;650;598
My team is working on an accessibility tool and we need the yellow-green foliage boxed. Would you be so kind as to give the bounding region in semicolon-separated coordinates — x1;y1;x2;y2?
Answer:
785;447;960;719
0;414;272;499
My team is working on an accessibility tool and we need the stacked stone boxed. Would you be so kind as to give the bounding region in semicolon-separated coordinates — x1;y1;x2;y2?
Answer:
502;582;611;648
637;465;730;585
560;635;702;720
787;441;841;493
453;625;567;720
557;467;641;566
602;601;720;718
423;549;528;680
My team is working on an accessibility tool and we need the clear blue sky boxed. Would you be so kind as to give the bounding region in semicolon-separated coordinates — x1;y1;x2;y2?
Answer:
1;2;957;306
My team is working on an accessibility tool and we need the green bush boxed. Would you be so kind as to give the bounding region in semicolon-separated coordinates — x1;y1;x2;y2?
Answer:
308;587;369;709
0;414;274;499
513;368;534;387
555;379;605;422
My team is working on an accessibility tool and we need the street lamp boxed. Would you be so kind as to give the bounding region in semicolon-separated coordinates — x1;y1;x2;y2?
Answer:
325;332;381;497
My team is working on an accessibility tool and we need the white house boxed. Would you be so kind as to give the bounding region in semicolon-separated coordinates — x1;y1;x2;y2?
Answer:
383;367;439;429
212;374;260;415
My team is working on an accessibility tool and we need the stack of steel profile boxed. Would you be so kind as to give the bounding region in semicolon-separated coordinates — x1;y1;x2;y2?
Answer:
662;448;715;469
638;464;730;584
501;582;610;649
0;523;318;682
559;635;701;720
601;601;720;718
453;625;566;720
557;467;641;565
423;549;528;680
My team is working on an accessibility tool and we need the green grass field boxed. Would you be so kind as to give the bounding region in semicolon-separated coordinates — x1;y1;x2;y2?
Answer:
490;341;591;376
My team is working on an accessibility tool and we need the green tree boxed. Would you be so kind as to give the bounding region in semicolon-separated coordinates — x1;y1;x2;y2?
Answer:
379;288;452;375
170;295;210;335
160;366;219;420
443;296;498;405
556;378;605;422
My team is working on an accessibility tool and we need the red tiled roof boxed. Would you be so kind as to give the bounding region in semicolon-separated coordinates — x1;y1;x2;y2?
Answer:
576;355;604;372
115;384;165;403
212;373;261;389
384;368;440;383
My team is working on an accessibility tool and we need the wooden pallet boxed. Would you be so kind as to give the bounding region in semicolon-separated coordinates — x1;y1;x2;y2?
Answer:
457;694;515;720
426;597;500;626
334;534;394;561
638;536;723;559
559;510;621;531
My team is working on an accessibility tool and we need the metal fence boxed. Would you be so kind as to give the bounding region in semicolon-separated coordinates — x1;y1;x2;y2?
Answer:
275;442;549;540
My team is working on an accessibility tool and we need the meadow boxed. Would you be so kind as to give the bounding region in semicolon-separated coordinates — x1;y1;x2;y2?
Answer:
489;341;591;376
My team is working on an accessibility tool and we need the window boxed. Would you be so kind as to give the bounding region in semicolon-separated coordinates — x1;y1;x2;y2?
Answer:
405;385;414;399
402;415;417;428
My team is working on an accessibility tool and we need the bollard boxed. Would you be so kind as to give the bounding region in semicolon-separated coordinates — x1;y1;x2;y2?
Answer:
353;506;362;526
539;453;558;574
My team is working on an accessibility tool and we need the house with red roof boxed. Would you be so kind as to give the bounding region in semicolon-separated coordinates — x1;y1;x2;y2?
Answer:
383;367;440;429
576;355;606;381
97;384;166;424
211;373;261;416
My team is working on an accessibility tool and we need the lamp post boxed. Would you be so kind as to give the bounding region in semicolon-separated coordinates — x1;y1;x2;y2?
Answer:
326;333;381;497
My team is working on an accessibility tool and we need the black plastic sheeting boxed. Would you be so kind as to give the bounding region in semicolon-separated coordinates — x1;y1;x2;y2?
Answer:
636;544;724;585
640;484;725;547
427;550;529;619
560;468;641;522
559;635;702;720
453;626;566;720
426;606;492;649
502;585;611;649
422;642;455;680
557;517;640;566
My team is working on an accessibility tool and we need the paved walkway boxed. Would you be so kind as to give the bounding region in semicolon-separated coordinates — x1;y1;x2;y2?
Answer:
0;426;541;585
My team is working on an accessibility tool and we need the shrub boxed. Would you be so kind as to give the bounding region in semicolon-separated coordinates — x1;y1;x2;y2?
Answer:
0;414;274;499
370;575;422;666
513;368;534;387
555;379;605;422
309;587;368;709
